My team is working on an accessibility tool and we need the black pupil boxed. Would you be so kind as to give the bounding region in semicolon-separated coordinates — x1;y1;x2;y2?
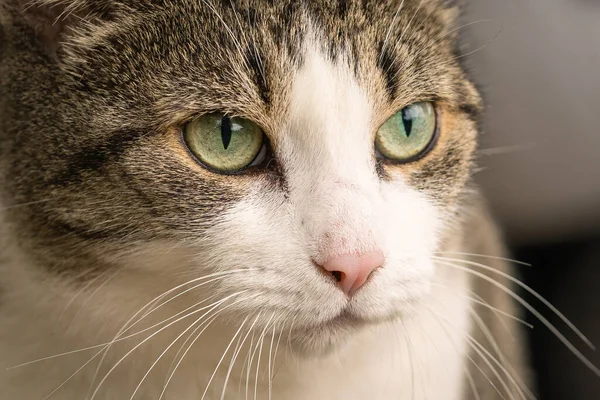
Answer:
221;116;232;150
402;108;413;137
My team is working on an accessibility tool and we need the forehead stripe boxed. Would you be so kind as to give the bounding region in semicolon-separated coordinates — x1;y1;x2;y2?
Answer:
377;42;400;100
245;47;271;107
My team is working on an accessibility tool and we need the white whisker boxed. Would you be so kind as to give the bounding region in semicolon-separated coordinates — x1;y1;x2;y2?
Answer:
429;280;533;328
267;322;277;400
129;293;255;400
379;0;406;64
8;271;251;370
435;256;595;349
470;310;535;400
58;267;118;322
89;291;251;400
424;302;504;400
425;303;518;400
68;268;122;326
435;257;600;377
201;0;250;72
158;312;222;400
435;252;531;267
254;313;276;400
243;326;257;400
220;313;262;400
87;268;251;388
200;316;250;400
457;22;504;59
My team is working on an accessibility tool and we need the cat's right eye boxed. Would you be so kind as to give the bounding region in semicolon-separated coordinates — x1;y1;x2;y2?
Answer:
375;102;437;163
183;113;266;173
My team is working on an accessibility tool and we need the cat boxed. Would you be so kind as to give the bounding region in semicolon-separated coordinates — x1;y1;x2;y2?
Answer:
0;1;536;399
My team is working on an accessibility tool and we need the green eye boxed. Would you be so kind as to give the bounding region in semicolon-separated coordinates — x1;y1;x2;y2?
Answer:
375;102;437;162
183;114;265;173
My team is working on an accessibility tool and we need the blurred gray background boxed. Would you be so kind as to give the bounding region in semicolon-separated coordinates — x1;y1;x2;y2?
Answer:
464;1;600;399
466;0;600;244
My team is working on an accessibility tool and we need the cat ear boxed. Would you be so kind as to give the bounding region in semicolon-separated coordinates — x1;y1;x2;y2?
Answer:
5;0;118;57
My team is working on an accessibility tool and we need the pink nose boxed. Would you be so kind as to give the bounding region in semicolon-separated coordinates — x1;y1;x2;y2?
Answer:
319;250;385;296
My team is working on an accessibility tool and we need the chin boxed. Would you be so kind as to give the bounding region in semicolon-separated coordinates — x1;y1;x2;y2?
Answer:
287;312;391;357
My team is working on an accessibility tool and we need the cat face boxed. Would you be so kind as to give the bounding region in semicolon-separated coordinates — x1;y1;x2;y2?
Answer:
0;0;481;354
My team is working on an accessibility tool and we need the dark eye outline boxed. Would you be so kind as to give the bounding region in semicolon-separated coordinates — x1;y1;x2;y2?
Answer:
180;114;272;176
375;102;440;165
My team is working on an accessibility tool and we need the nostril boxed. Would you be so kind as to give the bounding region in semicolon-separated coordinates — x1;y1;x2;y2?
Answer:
330;270;345;283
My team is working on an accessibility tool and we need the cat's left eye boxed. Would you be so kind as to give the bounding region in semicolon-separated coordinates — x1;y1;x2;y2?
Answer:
375;102;437;163
183;114;267;173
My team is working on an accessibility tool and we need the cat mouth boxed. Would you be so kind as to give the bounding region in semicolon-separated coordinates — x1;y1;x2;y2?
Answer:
328;299;408;325
323;310;367;328
287;309;397;355
314;307;394;332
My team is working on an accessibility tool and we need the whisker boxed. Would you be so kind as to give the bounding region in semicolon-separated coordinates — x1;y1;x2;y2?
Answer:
270;322;285;382
245;0;266;82
398;319;419;400
229;0;251;54
159;312;222;400
435;257;600;376
40;294;230;400
425;303;519;400
411;303;446;395
89;291;251;400
267;322;277;400
68;268;122;326
89;266;253;384
435;256;595;349
464;362;483;400
200;316;251;400
88;291;220;398
40;344;108;400
8;271;250;369
478;143;536;157
429;280;533;328
90;268;251;364
397;0;425;61
162;301;220;383
129;294;254;400
435;252;531;267
220;313;262;400
254;329;265;400
201;0;250;72
466;337;523;400
130;311;218;400
378;0;406;65
413;302;483;400
243;327;257;400
58;266;119;322
457;22;504;59
470;310;535;400
254;313;276;400
0;198;54;211
285;316;298;351
411;19;497;63
424;302;506;400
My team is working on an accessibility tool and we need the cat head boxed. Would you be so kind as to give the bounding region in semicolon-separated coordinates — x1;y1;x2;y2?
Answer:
0;0;481;354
